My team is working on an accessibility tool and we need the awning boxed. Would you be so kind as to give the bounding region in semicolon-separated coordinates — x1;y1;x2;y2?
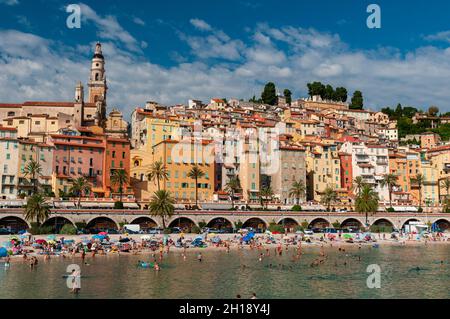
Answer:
123;203;139;209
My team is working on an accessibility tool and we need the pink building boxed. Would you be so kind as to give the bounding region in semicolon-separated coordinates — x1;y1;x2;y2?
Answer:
50;133;105;196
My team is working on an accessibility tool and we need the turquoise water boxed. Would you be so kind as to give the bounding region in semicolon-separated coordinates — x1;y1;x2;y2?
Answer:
0;245;448;299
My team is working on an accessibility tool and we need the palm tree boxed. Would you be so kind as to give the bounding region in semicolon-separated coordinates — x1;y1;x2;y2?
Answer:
23;159;42;194
187;165;205;208
380;173;398;208
149;190;175;229
224;176;241;209
440;178;450;203
352;176;365;196
24;193;50;226
411;173;426;208
148;160;168;191
69;177;92;209
259;186;274;209
355;184;379;227
321;186;338;212
289;179;306;205
110;169;128;202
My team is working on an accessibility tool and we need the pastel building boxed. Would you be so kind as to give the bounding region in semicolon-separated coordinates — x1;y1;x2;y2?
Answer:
0;127;19;199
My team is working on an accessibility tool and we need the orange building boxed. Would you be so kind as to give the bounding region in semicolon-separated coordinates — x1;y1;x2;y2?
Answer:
104;136;132;198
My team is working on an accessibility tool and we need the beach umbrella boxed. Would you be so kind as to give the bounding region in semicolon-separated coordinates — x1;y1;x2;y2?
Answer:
35;239;47;245
0;247;8;258
343;234;353;239
92;235;105;240
47;240;56;245
98;231;108;235
9;235;19;241
47;235;56;240
140;235;151;240
22;232;31;236
119;238;130;243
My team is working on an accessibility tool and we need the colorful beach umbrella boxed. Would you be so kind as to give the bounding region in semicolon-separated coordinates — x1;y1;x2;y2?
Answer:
343;234;353;239
98;232;108;235
35;239;47;244
0;247;7;257
47;235;56;240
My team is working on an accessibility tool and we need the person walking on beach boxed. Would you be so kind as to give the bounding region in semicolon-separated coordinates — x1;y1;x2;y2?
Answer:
197;252;202;262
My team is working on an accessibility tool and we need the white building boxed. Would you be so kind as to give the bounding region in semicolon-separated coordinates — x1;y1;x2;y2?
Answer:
340;141;390;202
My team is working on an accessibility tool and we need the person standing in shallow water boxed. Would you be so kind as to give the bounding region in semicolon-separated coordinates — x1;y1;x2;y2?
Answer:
197;252;202;262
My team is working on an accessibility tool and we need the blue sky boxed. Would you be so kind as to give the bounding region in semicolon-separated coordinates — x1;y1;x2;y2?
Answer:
2;0;450;116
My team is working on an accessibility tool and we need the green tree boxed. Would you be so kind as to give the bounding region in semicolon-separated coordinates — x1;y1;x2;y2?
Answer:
324;84;334;100
261;82;277;105
149;190;174;229
428;105;439;116
307;81;325;98
283;89;292;105
260;186;274;209
289;179;306;205
110;169;128;203
380;173;398;208
24;193;50;226
23;159;42;194
321;186;338;212
411;173;426;208
352;176;366;196
187;165;205;208
69;177;92;209
224;176;241;209
440;178;450;203
355;184;379;226
334;87;348;102
148;160;169;191
350;90;363;109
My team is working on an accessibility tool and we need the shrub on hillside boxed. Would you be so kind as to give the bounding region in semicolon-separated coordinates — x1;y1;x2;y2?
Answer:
291;205;302;211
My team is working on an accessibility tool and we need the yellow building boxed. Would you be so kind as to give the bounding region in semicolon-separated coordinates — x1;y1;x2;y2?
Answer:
149;139;215;204
427;145;450;203
130;112;183;201
303;141;342;202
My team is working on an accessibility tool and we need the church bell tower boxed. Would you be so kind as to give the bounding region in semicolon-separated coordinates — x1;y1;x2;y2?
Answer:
88;42;108;126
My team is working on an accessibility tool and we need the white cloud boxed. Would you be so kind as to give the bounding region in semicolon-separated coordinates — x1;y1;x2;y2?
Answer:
190;18;212;31
2;21;450;119
0;0;19;5
78;3;142;53
132;17;146;26
424;30;450;43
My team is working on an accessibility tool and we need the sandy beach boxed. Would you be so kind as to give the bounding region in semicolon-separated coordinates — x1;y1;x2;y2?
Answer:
1;231;449;264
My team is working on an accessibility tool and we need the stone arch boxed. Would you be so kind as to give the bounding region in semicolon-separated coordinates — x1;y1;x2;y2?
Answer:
243;217;268;230
340;218;364;230
206;217;233;230
0;216;30;233
401;218;423;230
131;216;159;229
277;218;299;228
41;216;75;233
86;216;119;231
371;218;395;233
432;218;450;232
308;218;330;229
168;217;197;231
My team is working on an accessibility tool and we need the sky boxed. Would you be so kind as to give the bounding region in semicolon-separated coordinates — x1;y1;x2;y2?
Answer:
2;0;450;118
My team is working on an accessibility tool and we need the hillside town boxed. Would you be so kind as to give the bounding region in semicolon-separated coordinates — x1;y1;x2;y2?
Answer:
0;42;449;216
